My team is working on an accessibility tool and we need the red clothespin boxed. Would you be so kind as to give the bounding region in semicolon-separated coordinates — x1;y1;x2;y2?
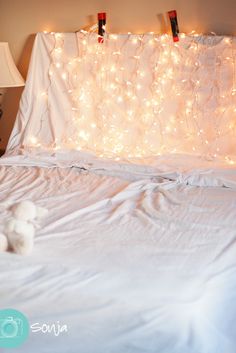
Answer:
168;10;179;42
98;12;106;43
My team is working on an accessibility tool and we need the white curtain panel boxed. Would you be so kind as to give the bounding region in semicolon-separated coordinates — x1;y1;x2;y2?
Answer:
7;32;236;162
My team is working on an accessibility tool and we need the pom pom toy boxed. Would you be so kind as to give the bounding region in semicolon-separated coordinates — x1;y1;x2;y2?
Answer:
0;233;8;252
4;219;36;255
11;200;48;221
0;200;48;255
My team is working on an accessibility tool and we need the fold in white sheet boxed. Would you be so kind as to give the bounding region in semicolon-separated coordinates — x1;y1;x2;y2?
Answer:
2;150;236;188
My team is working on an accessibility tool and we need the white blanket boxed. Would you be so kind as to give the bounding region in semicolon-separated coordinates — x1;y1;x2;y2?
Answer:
0;165;236;353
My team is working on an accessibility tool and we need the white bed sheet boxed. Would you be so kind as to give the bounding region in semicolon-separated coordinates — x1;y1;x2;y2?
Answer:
0;165;236;353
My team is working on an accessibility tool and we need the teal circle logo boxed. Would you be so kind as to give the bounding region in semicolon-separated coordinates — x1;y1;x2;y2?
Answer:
0;309;29;348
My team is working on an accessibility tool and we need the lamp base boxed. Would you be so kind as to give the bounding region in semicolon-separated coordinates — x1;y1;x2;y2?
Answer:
0;90;3;118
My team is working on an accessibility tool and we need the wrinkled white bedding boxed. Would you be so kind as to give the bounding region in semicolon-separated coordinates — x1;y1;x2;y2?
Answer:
0;165;236;353
1;31;236;353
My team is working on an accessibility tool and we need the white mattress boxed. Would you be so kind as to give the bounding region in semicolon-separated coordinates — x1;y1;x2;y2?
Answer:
0;164;236;353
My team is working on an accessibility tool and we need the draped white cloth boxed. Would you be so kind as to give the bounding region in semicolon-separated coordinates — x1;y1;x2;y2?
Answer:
1;32;236;186
5;32;236;162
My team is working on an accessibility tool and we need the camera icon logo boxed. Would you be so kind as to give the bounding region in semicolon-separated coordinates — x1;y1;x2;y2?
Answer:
0;317;23;338
0;309;29;348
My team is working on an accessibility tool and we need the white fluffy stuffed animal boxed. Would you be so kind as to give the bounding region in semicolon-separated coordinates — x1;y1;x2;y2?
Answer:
0;201;48;255
0;233;8;252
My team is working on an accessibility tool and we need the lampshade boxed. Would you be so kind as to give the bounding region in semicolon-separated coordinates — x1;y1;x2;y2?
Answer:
0;42;25;88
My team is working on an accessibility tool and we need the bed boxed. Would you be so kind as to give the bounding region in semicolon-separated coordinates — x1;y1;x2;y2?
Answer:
0;32;236;353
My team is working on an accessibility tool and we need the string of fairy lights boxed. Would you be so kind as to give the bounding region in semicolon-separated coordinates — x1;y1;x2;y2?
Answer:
28;30;236;164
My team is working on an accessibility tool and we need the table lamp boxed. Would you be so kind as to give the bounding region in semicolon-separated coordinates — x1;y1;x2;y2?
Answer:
0;42;25;118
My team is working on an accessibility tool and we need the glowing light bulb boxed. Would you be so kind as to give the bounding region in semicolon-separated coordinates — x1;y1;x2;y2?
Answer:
61;72;67;80
79;130;90;141
30;136;37;144
225;156;235;165
224;37;230;44
110;34;118;40
165;126;171;132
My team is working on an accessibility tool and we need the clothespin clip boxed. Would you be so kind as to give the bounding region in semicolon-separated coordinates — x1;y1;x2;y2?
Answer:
168;10;179;42
98;12;106;43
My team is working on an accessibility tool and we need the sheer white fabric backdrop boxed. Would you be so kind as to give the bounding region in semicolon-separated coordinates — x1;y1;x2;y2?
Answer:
7;32;236;162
